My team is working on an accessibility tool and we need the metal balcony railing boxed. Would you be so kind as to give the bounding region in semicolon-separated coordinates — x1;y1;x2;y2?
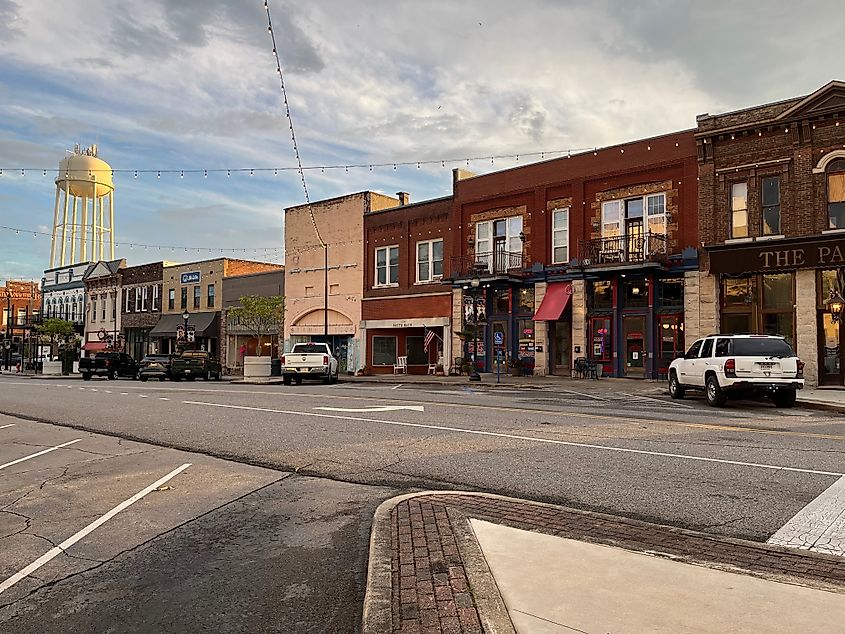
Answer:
450;250;525;279
578;232;668;265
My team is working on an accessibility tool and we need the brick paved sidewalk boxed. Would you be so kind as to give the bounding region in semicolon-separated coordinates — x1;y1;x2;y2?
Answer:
362;492;845;633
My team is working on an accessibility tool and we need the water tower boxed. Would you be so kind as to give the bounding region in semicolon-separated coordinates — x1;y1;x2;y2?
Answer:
49;144;115;267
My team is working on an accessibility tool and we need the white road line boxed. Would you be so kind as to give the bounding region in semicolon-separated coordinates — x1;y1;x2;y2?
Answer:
0;439;83;471
0;463;191;595
183;400;844;477
767;475;845;556
139;395;148;398
159;397;169;401
619;392;695;410
556;388;607;402
89;388;98;392
391;384;403;390
0;424;14;429
105;390;112;394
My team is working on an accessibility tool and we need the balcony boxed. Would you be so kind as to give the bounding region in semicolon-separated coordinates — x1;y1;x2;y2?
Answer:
450;250;525;280
578;233;668;266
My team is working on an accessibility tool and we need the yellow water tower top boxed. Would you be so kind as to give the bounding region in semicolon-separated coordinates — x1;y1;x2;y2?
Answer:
56;144;114;198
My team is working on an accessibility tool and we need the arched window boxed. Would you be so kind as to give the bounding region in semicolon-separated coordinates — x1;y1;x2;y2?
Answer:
828;158;845;229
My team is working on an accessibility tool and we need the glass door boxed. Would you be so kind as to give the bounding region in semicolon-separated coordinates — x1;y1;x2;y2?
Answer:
492;320;508;372
625;198;644;262
818;312;842;385
623;315;646;377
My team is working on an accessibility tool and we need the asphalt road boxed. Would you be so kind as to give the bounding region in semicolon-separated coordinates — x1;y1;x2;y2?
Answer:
1;375;843;631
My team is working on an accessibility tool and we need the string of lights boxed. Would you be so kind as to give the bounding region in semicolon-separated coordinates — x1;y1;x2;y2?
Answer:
0;148;593;178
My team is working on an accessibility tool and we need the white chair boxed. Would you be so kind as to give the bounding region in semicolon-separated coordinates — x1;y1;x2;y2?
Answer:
393;356;408;375
427;362;437;375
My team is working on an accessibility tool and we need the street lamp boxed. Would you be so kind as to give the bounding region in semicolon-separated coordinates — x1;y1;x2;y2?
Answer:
182;310;190;350
827;290;845;323
469;276;481;382
3;289;11;371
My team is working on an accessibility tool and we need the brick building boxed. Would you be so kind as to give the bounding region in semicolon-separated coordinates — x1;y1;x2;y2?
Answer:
1;280;41;360
121;261;165;361
692;80;845;386
448;133;699;378
81;259;126;355
360;194;453;374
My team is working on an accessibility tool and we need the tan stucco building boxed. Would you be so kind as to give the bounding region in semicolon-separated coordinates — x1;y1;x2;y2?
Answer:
284;192;398;373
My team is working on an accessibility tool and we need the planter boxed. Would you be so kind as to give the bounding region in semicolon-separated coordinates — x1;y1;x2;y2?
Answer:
42;360;63;376
243;356;272;379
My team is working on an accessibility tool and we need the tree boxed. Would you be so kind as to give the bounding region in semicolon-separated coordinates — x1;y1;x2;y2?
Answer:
36;318;77;362
227;295;285;357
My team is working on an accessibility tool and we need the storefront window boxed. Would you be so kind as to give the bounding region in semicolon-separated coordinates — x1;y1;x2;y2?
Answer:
720;273;794;345
589;317;613;362
763;312;794;346
657;315;684;368
623;279;648;308
723;277;754;306
516;287;534;314
406;336;427;365
762;273;792;309
517;320;535;363
372;336;397;366
589;280;613;310
493;288;509;314
658;279;683;308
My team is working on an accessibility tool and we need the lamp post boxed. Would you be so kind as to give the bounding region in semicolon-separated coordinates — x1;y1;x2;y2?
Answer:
827;290;845;323
3;289;11;371
469;276;481;382
182;309;190;351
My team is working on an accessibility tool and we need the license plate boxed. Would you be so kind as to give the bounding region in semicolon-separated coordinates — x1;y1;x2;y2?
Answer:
185;369;191;374
758;362;774;369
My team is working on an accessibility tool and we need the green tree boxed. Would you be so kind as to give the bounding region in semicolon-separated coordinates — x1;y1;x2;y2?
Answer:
36;318;77;362
227;295;285;357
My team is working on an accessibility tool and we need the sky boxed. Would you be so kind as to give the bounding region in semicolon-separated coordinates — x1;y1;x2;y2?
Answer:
0;0;842;283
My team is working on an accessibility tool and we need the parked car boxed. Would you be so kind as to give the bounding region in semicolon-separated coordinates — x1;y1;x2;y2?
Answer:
170;350;222;382
137;354;175;382
280;342;339;385
669;334;804;408
79;352;139;381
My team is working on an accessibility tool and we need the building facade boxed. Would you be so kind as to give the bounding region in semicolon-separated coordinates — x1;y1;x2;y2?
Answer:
692;81;845;386
222;268;285;373
81;259;126;355
41;262;92;332
152;258;281;357
449;134;699;378
1;280;42;360
284;191;398;373
121;261;164;361
361;194;453;374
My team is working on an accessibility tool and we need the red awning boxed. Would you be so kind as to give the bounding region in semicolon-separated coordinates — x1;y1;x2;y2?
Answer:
82;342;108;351
533;281;573;321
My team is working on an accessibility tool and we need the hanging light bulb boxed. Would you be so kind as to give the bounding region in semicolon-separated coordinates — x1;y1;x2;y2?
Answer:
134;170;138;178
180;170;184;178
227;170;231;177
250;169;254;176
157;171;161;179
204;170;208;178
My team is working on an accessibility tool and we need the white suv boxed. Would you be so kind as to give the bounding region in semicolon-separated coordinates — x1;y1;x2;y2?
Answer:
669;334;804;408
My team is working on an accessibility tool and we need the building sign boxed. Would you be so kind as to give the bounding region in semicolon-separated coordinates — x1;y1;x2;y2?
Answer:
181;271;201;284
708;234;845;275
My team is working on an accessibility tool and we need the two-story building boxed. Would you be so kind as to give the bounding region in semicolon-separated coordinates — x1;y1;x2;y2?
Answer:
121;261;165;361
81;259;126;355
449;133;699;378
694;80;845;386
1;280;41;359
284;191;399;373
360;193;454;374
41;262;92;332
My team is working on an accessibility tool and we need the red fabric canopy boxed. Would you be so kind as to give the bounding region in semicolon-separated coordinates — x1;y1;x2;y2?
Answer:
82;342;108;351
533;282;573;321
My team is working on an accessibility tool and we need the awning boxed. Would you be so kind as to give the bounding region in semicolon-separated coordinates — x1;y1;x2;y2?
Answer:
149;312;219;337
533;281;573;321
82;342;108;351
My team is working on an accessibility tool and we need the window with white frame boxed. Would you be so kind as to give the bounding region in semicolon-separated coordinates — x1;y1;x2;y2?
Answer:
646;193;667;236
135;287;142;312
551;208;569;264
142;286;148;311
601;200;622;238
101;295;106;320
125;289;132;313
91;298;97;322
152;285;160;311
375;245;399;286
416;239;443;282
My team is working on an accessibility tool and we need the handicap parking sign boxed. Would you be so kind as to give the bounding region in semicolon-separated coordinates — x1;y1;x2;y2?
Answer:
493;331;504;346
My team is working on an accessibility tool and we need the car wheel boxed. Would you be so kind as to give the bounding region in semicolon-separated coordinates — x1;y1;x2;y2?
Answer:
139;375;148;382
773;388;797;408
205;370;212;381
668;371;685;399
283;376;292;386
187;376;196;382
705;375;726;407
323;371;331;385
159;377;166;382
107;371;116;380
294;376;302;386
82;373;91;381
173;375;182;382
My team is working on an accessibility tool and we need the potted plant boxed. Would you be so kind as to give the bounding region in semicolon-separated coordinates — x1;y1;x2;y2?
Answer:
227;295;285;379
461;360;473;375
508;357;524;377
435;363;445;376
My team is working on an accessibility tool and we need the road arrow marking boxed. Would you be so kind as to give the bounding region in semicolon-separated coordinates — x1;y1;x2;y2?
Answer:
314;405;425;413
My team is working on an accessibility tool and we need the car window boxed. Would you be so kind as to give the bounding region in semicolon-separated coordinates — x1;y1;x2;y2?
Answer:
732;338;795;357
686;340;703;358
292;344;328;354
700;338;714;358
714;338;731;357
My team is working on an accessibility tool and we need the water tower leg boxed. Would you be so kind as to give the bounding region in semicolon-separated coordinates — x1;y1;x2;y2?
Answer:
109;190;115;260
80;194;88;262
70;196;79;264
99;197;105;260
49;187;61;268
59;191;70;267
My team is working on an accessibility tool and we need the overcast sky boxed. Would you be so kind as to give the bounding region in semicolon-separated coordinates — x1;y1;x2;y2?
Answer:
0;0;842;282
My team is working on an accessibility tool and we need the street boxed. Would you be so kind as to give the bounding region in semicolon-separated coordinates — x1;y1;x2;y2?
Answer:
0;375;843;631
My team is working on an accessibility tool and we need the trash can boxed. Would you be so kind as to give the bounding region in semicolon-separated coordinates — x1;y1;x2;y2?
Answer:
270;357;281;377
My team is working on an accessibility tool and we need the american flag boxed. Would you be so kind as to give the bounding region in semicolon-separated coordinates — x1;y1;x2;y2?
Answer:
423;326;436;353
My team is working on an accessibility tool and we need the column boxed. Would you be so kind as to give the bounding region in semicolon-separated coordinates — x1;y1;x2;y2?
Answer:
570;279;587;364
795;269;818;386
684;270;718;343
533;282;548;375
451;288;464;366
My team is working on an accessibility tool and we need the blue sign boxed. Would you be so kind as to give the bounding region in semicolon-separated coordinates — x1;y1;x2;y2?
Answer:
181;271;201;284
493;331;504;346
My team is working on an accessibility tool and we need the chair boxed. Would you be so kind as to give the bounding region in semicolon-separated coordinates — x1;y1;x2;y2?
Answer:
427;363;437;375
572;357;588;378
393;356;408;375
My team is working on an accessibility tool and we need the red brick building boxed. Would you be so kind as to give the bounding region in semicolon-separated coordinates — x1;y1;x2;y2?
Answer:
361;194;454;374
692;80;845;386
448;133;699;378
1;280;42;361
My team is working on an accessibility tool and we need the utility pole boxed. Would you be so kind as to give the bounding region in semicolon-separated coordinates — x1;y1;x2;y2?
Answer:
324;244;328;340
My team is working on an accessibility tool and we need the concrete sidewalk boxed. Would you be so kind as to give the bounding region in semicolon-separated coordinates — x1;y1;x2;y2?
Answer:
471;519;845;633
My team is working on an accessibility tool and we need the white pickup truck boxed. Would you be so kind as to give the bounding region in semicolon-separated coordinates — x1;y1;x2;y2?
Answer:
281;342;339;385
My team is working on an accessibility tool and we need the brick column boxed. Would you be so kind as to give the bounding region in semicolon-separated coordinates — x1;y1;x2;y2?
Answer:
451;288;463;368
533;282;548;375
571;279;586;363
795;269;818;386
684;270;718;343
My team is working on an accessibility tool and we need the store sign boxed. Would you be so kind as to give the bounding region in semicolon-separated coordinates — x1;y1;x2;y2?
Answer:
181;271;201;284
708;235;845;275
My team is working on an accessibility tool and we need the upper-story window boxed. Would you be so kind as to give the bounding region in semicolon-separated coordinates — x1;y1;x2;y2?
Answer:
375;245;399;287
169;288;175;311
181;287;188;310
125;289;132;313
207;283;215;308
135;287;143;312
761;176;781;235
152;285;160;311
476;217;523;256
828;158;845;229
416;239;443;283
551;208;569;264
601;193;666;240
730;182;749;238
91;298;97;322
193;285;201;309
142;286;149;311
